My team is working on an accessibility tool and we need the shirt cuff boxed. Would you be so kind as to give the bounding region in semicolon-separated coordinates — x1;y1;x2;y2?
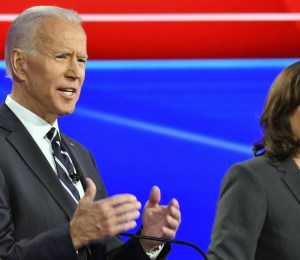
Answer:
145;244;164;259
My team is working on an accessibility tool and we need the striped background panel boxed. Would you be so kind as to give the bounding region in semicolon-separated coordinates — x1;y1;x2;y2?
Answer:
1;0;300;59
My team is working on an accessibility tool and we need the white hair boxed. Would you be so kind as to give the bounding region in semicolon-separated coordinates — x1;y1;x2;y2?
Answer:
5;6;82;78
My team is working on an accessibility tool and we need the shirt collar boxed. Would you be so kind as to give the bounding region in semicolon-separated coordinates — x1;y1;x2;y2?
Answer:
5;94;59;139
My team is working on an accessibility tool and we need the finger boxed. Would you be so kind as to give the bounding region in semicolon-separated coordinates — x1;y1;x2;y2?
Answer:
116;219;138;234
108;194;139;207
164;202;181;230
81;178;97;203
113;200;142;215
162;226;177;239
169;198;180;210
165;213;181;230
162;208;181;240
147;186;161;207
168;201;181;220
117;210;140;224
92;194;141;224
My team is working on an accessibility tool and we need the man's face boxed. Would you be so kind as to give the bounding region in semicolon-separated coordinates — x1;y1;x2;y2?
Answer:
14;18;87;123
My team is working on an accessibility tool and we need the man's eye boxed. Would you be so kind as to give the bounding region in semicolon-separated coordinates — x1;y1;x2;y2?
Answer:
78;58;87;64
56;55;67;60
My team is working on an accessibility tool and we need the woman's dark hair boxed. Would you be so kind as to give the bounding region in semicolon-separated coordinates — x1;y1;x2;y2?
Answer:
253;61;300;161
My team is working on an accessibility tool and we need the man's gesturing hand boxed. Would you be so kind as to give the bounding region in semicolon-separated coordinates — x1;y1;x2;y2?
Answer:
70;178;141;250
141;186;181;252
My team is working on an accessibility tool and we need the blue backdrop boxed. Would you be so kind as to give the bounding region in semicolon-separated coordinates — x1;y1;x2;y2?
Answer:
0;58;297;259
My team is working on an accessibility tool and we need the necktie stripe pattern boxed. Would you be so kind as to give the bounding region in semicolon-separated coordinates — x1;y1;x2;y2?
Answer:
47;127;80;202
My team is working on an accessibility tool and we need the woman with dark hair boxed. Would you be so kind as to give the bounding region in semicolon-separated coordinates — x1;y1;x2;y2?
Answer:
207;61;300;260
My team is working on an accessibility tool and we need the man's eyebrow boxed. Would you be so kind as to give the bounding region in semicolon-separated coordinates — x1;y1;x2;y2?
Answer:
55;51;71;56
78;54;88;59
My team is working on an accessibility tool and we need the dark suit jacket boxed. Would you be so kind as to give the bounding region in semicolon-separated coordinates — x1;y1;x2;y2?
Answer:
0;103;170;260
207;155;300;260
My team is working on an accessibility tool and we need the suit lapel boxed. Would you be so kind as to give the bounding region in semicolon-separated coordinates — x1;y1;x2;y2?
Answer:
278;157;300;204
0;103;77;219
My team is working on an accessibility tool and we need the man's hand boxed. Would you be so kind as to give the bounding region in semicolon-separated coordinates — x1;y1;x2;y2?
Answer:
141;186;181;252
70;178;141;250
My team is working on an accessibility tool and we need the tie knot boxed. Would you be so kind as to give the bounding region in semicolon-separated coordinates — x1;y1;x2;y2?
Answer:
47;127;60;143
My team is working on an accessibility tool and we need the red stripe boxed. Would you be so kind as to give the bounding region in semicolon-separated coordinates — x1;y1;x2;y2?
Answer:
1;0;300;59
1;21;300;59
1;0;300;13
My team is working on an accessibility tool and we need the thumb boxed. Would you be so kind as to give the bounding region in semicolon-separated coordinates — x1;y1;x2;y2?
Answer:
148;186;161;207
81;178;97;203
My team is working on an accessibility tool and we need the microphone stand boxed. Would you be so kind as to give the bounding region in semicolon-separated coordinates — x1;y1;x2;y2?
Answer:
120;233;207;260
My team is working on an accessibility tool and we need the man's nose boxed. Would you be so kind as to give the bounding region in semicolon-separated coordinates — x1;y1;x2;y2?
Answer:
66;58;83;80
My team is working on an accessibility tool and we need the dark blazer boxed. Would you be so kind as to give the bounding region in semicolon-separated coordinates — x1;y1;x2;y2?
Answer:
0;103;170;260
207;155;300;260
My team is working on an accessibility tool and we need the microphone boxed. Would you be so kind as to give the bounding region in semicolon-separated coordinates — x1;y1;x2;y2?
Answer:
120;232;207;259
69;168;81;183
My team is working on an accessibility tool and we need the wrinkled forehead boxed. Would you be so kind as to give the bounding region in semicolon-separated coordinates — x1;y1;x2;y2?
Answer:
35;18;87;49
35;18;87;55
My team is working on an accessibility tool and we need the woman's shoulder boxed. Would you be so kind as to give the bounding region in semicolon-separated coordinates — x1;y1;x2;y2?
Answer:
226;155;288;183
232;155;271;170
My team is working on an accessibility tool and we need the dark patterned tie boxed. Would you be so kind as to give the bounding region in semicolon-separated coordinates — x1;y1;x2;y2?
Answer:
47;127;80;201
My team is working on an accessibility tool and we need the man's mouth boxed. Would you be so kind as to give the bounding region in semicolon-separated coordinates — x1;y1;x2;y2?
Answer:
58;88;76;96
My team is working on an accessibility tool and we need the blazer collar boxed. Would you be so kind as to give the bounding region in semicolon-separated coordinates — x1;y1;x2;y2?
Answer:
0;103;77;219
276;156;300;204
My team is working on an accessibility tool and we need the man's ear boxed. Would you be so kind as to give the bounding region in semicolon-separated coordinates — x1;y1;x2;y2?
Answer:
11;48;27;81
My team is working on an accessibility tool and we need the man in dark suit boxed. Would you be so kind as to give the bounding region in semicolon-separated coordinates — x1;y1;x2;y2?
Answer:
207;61;300;259
0;6;181;259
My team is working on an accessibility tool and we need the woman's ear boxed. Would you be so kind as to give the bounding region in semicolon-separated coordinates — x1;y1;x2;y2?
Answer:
11;48;27;81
